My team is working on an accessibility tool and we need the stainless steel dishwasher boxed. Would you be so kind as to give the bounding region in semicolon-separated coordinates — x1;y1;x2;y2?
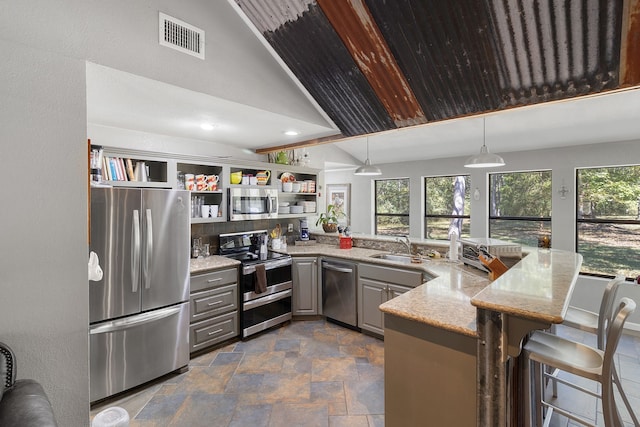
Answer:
321;259;357;328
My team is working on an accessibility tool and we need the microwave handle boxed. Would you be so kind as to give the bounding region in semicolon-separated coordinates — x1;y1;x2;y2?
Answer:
267;194;275;213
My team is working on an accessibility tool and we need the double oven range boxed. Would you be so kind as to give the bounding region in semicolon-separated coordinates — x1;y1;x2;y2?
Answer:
219;230;292;339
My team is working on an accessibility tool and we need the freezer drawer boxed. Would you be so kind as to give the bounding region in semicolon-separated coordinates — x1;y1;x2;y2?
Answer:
190;283;238;323
189;311;238;353
89;302;189;402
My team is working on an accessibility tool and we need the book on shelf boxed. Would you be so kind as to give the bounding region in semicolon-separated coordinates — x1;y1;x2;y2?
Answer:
101;156;141;182
125;158;135;181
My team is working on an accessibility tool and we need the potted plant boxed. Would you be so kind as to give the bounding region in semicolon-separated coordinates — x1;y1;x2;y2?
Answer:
316;204;342;233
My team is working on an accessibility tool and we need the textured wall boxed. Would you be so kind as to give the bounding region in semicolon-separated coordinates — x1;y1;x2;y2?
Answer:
0;40;89;426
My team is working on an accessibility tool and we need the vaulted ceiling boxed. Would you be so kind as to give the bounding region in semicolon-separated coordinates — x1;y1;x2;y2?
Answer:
233;0;640;149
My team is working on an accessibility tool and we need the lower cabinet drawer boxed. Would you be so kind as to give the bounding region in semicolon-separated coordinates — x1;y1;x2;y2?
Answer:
189;311;238;353
190;284;238;323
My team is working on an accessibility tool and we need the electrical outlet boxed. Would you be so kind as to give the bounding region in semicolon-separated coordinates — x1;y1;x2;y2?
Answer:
288;223;294;232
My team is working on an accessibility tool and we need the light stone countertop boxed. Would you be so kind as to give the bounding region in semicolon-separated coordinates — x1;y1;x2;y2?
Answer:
188;241;581;338
281;242;582;338
280;242;491;337
470;249;582;324
190;255;241;274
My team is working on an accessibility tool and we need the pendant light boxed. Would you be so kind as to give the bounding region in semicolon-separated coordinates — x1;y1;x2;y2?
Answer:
354;137;382;176
464;117;505;168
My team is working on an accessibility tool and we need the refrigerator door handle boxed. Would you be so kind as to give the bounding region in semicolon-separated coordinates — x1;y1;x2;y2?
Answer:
144;208;153;289
132;209;141;293
89;305;182;335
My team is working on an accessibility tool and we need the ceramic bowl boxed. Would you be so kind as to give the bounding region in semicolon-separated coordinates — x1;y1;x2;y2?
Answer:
230;171;242;184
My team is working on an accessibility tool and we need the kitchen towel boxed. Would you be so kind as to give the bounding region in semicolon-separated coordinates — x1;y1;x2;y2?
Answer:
255;264;267;294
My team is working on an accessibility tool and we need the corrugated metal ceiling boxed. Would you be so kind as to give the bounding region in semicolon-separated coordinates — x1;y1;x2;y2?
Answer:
234;0;639;143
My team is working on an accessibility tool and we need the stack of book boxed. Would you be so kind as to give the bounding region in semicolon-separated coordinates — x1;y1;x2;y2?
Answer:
102;156;137;181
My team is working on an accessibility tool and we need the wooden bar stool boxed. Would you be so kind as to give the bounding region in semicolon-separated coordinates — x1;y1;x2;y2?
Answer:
523;297;636;427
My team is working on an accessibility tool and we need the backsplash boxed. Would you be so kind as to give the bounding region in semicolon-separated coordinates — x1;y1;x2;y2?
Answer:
192;221;449;257
191;218;305;253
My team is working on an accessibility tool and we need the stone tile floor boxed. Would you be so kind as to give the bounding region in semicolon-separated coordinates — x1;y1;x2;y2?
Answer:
90;320;640;427
91;320;385;427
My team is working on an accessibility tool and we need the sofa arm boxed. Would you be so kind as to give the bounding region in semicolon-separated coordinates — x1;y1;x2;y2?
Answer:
0;342;58;427
0;380;58;427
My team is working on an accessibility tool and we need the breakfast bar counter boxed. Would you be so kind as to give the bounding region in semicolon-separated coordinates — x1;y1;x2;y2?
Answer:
380;248;582;427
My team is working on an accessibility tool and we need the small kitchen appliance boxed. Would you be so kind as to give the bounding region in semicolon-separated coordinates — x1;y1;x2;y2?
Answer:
90;145;104;185
228;187;278;221
299;219;309;240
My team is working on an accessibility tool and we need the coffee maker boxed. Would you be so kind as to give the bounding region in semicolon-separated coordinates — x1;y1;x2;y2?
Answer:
90;145;104;185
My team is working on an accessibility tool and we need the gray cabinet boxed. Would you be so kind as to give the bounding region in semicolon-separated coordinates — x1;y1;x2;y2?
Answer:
292;257;318;315
358;263;425;336
189;267;239;353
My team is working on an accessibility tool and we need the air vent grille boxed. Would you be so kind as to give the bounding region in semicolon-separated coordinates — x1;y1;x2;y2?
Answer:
159;12;205;59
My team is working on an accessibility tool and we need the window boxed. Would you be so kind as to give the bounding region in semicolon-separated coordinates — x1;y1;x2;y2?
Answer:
424;175;470;240
489;170;552;247
576;165;640;278
375;178;409;235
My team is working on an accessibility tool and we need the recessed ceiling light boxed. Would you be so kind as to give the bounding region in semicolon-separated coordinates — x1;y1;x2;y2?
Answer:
284;130;299;136
200;123;215;131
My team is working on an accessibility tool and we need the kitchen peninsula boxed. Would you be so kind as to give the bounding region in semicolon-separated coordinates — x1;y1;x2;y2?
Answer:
281;234;582;427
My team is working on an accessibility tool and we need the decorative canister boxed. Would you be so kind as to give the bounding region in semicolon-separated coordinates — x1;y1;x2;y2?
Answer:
256;170;270;185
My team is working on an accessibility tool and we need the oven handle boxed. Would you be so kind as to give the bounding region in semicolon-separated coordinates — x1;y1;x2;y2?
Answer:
243;289;292;311
243;257;292;275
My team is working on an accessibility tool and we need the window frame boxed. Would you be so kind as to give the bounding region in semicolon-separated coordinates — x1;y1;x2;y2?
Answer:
488;169;552;247
575;165;640;279
374;177;410;236
423;174;471;240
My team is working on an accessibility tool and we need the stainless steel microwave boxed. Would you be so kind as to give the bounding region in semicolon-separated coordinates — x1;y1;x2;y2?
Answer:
228;187;278;221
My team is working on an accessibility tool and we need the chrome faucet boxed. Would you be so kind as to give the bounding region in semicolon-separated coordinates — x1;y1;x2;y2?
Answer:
396;235;412;255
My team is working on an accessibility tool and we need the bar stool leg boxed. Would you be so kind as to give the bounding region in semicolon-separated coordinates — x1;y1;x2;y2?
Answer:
523;353;533;427
532;360;545;427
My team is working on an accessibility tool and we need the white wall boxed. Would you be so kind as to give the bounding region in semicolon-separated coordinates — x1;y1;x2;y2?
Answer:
325;138;640;320
0;40;89;425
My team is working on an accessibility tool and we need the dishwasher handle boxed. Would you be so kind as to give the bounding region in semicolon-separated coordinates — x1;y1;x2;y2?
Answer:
322;262;354;274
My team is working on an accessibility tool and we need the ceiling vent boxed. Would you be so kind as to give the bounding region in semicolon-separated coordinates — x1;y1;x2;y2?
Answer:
159;12;205;59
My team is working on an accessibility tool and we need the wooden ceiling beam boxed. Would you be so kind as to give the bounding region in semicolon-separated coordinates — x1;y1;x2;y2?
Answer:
254;133;346;154
316;0;427;128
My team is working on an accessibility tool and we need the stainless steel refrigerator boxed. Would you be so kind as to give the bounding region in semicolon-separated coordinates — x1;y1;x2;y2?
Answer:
89;187;190;402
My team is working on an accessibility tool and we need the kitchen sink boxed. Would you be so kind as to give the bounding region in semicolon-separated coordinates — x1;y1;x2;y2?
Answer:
370;253;423;264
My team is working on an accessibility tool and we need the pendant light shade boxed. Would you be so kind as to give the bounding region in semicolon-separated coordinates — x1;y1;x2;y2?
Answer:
354;137;382;176
464;118;505;168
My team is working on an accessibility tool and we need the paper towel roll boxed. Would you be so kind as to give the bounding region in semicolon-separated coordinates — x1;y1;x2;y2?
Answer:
449;233;458;261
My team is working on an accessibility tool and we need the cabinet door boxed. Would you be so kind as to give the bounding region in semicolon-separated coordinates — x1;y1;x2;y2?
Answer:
359;277;387;335
292;257;318;315
388;283;412;300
